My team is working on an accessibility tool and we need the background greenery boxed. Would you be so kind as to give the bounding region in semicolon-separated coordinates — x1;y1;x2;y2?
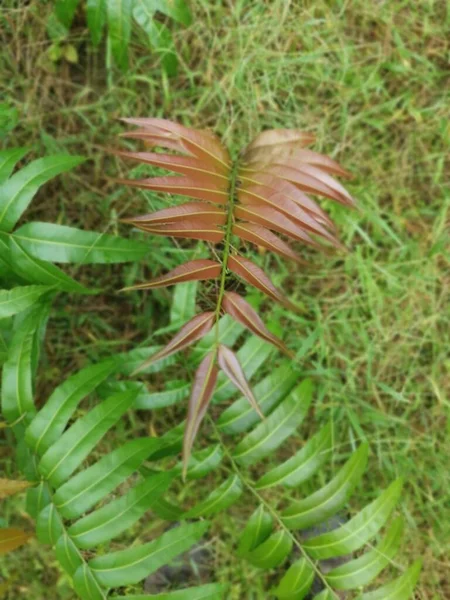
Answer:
0;1;448;598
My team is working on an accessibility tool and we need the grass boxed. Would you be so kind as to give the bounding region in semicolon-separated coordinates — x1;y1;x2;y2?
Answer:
0;0;449;598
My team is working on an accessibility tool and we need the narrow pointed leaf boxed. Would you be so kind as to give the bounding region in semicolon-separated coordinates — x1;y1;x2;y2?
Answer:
183;351;218;475
245;129;315;154
217;344;263;419
38;389;139;488
123;259;221;290
228;255;298;312
53;438;165;520
233;380;313;466
237;505;273;558
0;285;51;318
223;292;292;357
303;479;404;560
115;583;227;599
281;443;369;530
87;0;106;46
134;220;225;243
218;363;298;434
233;223;305;264
36;502;64;545
134;312;215;373
246;530;293;569
178;444;223;480
0;155;85;232
248;148;352;178
0;478;31;499
171;280;198;323
123;202;227;226
325;517;404;590
184;475;242;518
107;0;132;70
360;560;422;600
255;422;333;490
73;563;105;600
0;528;32;554
89;521;209;587
273;558;315;600
26;358;118;456
69;472;174;549
54;533;83;576
0;147;29;183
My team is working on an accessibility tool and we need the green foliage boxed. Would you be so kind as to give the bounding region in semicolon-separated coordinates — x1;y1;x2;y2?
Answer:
50;0;192;73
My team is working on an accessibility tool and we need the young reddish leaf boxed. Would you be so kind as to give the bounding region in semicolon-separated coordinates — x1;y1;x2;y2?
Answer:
228;255;299;312
122;260;221;291
122;202;227;227
222;292;293;357
0;479;31;499
130;220;225;243
0;528;32;555
113;175;229;205
133;312;215;374
245;129;315;153
233;223;306;264
217;345;264;419
120;130;188;155
244;148;352;179
121;118;231;171
235;205;321;249
111;150;228;183
183;352;219;478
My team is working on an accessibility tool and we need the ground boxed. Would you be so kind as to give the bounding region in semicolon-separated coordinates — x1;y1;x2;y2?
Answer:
0;1;449;599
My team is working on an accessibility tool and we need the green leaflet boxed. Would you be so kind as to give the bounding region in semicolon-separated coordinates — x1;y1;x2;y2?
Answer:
136;380;190;409
302;479;404;560
115;345;178;375
214;335;275;403
36;502;64;545
8;235;91;293
38;389;139;488
255;422;333;490
68;471;175;549
116;583;227;599
53;437;165;520
54;533;83;577
195;314;243;356
183;474;243;518
26;481;51;520
55;0;80;28
73;563;106;600
0;147;29;183
0;154;85;232
182;444;224;480
233;379;313;466
87;0;106;46
26;358;118;455
237;505;273;558
1;306;43;424
89;521;209;587
170;280;198;324
273;558;315;599
107;0;133;70
0;285;52;319
217;363;298;434
360;559;422;600
281;443;369;530
246;530;293;569
325;517;404;590
12;222;148;264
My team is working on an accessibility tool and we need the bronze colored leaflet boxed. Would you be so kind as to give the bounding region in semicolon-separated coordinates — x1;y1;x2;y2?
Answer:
123;260;221;290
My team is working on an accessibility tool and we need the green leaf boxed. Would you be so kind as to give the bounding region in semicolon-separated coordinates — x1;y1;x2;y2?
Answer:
0;148;29;183
0;286;51;318
161;0;192;26
255;422;333;490
1;306;42;424
69;471;174;548
12;222;148;264
73;563;106;600
89;521;209;587
135;380;190;409
325;517;404;590
26;358;118;455
107;0;133;70
182;444;223;480
312;591;334;600
184;475;243;518
53;437;165;520
273;558;315;599
246;530;293;569
170;280;198;324
54;533;83;576
55;0;80;28
115;345;178;376
237;505;273;558
233;380;313;466
116;583;227;599
38;389;139;487
217;363;298;434
87;0;106;45
194;314;243;356
303;479;404;560
360;559;422;600
26;481;51;520
281;443;369;530
0;155;85;232
8;235;91;293
35;502;64;545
